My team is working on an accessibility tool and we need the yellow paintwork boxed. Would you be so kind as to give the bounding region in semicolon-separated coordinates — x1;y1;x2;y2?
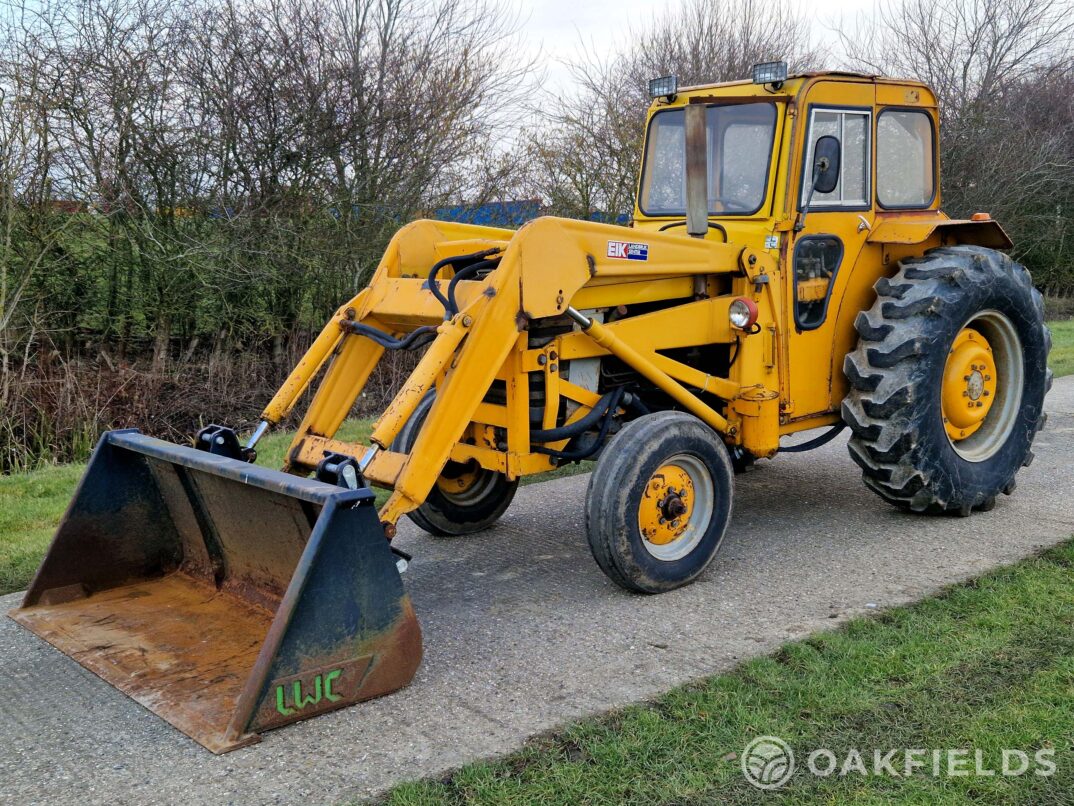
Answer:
259;72;1008;529
572;313;732;432
638;463;695;545
867;217;1012;250
942;328;997;441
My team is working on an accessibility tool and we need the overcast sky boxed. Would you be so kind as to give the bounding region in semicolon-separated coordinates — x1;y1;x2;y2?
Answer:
518;0;874;94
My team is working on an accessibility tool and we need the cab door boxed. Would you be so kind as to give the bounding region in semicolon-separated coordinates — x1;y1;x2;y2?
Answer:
784;80;875;424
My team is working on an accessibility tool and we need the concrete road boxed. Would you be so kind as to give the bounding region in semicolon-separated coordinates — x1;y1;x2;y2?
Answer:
2;378;1072;806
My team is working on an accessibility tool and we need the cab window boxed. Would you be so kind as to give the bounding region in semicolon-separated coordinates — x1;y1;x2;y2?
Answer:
640;102;777;216
877;109;935;208
800;108;871;208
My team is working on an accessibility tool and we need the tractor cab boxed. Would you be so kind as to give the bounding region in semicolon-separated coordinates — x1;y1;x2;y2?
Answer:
632;64;1007;428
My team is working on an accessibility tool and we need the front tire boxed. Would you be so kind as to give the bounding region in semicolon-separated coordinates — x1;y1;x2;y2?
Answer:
394;394;518;536
843;246;1051;515
585;411;734;593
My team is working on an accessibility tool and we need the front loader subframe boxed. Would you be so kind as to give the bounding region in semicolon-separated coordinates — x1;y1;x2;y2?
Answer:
267;216;782;535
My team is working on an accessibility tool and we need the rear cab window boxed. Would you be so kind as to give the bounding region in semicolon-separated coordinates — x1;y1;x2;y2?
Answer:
877;109;936;208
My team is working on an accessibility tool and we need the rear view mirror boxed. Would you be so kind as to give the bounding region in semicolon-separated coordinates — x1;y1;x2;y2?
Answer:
811;135;840;195
794;135;841;232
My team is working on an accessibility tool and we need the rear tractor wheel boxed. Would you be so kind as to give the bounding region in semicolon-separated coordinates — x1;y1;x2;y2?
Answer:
585;411;734;593
394;394;518;536
843;246;1051;515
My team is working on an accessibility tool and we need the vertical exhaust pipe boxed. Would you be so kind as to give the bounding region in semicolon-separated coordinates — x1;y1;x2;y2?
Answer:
684;102;709;239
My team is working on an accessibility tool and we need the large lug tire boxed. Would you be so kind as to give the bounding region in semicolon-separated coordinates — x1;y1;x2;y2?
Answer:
585;411;734;593
843;246;1051;515
393;394;518;536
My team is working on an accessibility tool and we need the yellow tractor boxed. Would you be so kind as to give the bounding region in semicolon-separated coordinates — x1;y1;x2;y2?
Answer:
11;64;1051;752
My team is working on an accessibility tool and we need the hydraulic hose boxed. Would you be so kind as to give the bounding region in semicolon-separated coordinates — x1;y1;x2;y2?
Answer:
778;423;846;453
531;388;622;443
427;248;501;314
341;320;438;351
533;387;626;462
446;258;498;317
657;219;728;242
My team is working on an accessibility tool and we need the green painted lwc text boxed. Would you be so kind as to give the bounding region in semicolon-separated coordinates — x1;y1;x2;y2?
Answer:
275;669;343;716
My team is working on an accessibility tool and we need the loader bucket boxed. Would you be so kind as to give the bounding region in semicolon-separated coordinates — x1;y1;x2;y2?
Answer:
8;430;421;753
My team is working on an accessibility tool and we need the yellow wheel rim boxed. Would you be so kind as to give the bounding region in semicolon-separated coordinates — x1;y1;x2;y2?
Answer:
941;327;998;442
436;460;481;495
638;462;697;547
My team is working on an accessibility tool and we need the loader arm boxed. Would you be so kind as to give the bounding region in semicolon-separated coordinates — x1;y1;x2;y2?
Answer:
268;216;782;530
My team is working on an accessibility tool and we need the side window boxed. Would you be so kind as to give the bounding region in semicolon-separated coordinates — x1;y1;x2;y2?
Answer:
877;109;935;208
794;235;843;330
801;108;871;208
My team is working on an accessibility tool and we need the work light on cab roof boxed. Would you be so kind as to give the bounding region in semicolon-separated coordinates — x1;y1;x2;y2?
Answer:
752;60;788;87
648;74;677;101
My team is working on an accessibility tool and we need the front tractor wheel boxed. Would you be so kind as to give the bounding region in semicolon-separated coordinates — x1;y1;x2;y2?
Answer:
585;411;734;593
394;394;518;536
843;246;1051;515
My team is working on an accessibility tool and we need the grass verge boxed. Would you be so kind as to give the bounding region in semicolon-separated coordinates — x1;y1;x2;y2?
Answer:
385;540;1074;805
1049;318;1074;379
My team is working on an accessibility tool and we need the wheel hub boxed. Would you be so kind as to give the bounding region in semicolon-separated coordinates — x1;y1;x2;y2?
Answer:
639;463;696;546
436;459;481;495
942;327;997;442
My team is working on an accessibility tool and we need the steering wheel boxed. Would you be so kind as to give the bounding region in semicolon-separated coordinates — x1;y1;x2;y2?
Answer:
709;197;753;213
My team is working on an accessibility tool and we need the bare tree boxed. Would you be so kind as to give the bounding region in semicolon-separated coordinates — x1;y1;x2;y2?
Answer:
839;0;1074;290
518;0;818;220
839;0;1074;115
0;0;535;467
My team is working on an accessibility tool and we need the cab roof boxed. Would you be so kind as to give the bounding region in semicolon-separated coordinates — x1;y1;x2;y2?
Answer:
675;70;931;95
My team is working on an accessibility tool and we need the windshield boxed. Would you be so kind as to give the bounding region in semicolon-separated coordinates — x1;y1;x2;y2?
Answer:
639;102;778;216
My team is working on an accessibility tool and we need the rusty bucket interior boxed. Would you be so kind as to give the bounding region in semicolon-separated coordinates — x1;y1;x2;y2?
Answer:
8;430;421;753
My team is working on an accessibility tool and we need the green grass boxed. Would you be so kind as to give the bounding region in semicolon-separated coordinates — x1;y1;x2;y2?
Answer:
386;541;1074;804
0;464;85;595
1049;318;1074;379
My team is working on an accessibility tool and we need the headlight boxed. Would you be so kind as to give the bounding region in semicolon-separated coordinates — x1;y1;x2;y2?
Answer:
729;297;759;330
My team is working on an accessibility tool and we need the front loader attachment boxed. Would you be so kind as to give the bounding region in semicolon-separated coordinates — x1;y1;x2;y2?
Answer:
8;430;421;753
